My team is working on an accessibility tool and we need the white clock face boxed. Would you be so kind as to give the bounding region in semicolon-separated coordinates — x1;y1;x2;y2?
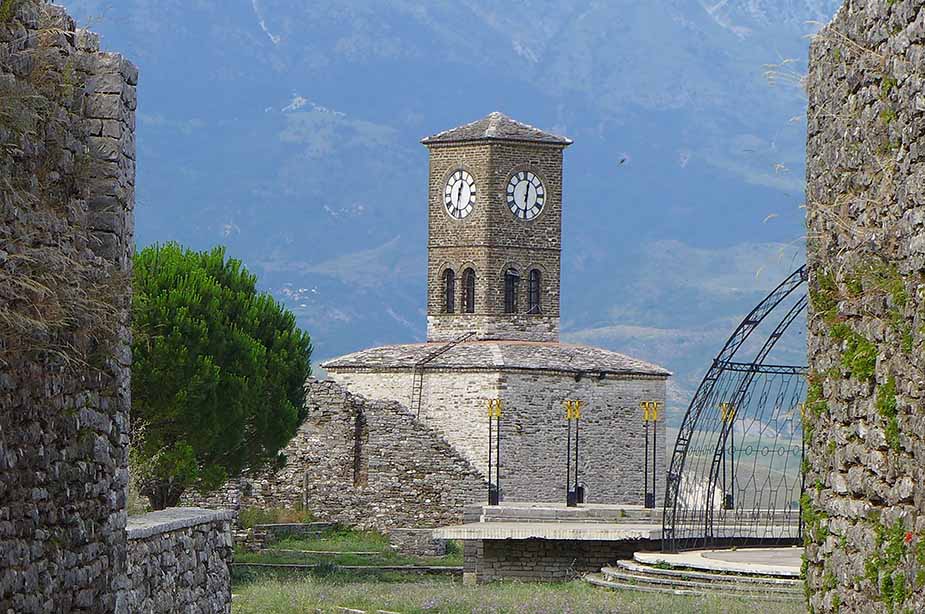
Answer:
506;171;545;220
444;170;476;219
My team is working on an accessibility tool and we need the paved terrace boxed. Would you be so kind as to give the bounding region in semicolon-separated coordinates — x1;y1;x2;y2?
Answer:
435;502;662;541
434;501;800;542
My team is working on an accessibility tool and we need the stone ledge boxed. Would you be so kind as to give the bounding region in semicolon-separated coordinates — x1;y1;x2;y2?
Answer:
126;507;236;540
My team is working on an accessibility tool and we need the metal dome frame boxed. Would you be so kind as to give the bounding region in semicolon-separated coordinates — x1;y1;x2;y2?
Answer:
662;265;808;552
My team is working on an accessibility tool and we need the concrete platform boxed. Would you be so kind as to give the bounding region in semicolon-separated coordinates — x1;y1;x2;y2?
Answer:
436;501;662;541
434;521;661;541
474;501;659;524
634;546;803;577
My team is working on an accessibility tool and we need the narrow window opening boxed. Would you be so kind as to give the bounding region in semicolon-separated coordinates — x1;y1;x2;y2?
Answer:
504;268;520;314
462;268;476;314
353;410;368;487
443;269;455;313
528;269;542;314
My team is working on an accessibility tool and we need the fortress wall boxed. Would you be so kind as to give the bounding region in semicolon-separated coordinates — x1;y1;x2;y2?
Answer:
0;2;135;611
805;1;925;611
2;4;232;613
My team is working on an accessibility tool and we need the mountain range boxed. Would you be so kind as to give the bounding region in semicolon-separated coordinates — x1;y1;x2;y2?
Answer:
60;0;842;419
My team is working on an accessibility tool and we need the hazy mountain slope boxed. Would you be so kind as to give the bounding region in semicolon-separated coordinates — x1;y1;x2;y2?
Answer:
61;0;840;420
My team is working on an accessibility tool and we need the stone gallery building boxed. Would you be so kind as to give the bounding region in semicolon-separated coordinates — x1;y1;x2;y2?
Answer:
203;113;670;529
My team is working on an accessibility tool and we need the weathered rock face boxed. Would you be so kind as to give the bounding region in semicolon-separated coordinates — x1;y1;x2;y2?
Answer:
0;1;136;612
805;1;925;612
188;380;487;530
125;509;234;614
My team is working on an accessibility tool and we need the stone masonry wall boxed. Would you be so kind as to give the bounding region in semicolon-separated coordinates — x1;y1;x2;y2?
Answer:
0;2;136;612
125;509;234;614
467;538;658;583
329;368;667;506
805;1;925;612
499;371;666;505
191;380;486;531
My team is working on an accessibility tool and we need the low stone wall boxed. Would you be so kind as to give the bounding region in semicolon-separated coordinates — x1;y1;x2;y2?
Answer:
388;528;448;556
125;508;234;614
465;538;658;583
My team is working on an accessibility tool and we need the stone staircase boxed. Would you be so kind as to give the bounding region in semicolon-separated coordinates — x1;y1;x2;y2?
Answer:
585;555;804;602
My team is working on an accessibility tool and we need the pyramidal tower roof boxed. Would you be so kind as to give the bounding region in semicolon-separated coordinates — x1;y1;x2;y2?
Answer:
421;112;572;146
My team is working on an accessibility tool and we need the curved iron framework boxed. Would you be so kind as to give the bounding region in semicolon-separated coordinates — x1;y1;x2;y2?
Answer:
662;265;808;552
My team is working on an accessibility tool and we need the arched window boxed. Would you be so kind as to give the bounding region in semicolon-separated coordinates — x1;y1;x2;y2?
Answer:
462;268;476;314
504;268;520;314
443;269;455;313
528;269;542;314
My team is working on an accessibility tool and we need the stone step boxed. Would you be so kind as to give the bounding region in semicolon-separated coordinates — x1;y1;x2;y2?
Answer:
633;549;802;578
612;560;802;586
584;573;803;603
599;566;802;596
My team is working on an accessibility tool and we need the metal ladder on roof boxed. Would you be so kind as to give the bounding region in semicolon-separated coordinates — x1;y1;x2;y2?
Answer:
410;331;475;417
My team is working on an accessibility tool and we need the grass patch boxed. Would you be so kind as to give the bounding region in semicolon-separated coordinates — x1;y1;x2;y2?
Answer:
230;576;805;614
235;527;464;568
238;506;316;529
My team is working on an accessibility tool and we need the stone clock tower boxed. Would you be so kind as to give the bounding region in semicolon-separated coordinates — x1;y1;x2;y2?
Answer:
421;112;571;342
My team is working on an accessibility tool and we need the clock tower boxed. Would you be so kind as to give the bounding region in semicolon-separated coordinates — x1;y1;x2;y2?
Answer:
421;112;571;342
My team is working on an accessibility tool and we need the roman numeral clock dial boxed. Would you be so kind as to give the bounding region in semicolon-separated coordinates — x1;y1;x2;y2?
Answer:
444;170;476;219
507;171;545;220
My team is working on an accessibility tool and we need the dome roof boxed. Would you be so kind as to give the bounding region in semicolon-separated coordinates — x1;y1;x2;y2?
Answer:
322;340;669;377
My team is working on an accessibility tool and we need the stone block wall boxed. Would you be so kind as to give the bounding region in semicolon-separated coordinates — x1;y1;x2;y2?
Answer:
387;528;448;556
0;2;136;612
498;371;666;505
191;380;487;531
466;538;657;583
332;369;501;476
805;1;925;612
125;508;234;614
330;368;667;506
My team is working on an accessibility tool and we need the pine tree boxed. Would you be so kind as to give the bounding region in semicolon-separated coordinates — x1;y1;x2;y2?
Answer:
131;242;312;509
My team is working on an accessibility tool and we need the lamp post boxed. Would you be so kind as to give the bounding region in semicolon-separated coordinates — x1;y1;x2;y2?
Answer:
640;400;662;508
487;399;502;505
564;400;583;507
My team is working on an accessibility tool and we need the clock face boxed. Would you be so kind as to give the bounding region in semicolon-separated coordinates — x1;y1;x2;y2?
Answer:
444;170;476;219
506;171;545;220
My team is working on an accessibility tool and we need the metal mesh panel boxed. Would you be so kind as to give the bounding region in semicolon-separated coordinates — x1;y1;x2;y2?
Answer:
662;265;807;552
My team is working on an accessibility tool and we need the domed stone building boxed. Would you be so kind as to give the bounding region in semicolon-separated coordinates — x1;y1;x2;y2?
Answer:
323;113;670;505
